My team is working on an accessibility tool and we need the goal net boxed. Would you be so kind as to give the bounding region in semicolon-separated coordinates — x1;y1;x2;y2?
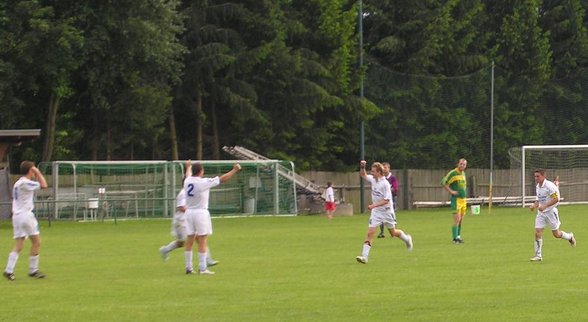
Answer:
36;160;297;220
509;145;588;206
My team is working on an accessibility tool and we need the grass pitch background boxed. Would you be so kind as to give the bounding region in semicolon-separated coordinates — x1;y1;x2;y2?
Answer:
1;206;587;321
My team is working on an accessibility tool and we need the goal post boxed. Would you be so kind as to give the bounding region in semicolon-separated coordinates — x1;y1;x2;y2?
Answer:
37;160;298;220
510;145;588;207
170;160;298;216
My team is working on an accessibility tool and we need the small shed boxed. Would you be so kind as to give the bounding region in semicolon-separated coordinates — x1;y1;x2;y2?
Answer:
0;129;41;219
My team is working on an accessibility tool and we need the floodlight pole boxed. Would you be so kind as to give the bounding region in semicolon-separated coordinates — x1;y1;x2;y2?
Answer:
359;0;365;213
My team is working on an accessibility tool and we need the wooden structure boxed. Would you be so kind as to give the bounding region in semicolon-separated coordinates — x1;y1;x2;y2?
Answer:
0;129;41;219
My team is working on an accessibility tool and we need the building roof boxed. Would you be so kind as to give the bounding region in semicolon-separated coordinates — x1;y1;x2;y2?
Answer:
0;129;41;143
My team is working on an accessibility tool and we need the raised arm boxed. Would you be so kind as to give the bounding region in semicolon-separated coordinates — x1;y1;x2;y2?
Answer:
185;159;192;178
359;160;367;179
32;167;48;189
219;163;241;183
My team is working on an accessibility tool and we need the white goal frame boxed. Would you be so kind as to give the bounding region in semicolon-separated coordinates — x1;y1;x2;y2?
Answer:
521;145;588;207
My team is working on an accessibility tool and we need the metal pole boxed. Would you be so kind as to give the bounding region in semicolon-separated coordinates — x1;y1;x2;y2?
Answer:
522;147;526;208
489;61;494;214
52;161;58;220
359;0;365;213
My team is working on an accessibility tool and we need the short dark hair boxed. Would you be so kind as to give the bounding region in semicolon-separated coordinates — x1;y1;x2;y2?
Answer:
20;161;35;175
534;169;546;176
192;163;203;176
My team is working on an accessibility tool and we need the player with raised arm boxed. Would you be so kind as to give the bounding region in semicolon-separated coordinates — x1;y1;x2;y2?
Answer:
356;160;413;264
159;161;218;266
4;161;48;281
529;169;576;262
183;161;241;275
378;162;399;238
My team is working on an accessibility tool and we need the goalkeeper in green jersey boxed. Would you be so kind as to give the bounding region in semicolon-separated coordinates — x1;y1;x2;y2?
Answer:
441;158;468;244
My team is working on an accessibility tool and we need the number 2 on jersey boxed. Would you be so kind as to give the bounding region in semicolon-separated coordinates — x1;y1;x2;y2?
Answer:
186;183;194;196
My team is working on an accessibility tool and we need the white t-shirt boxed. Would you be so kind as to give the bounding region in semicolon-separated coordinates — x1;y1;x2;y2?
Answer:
325;187;335;202
183;176;221;210
173;189;187;223
535;179;559;212
12;177;41;216
364;175;392;216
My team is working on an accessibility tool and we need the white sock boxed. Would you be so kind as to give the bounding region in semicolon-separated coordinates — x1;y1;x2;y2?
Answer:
29;255;39;274
198;252;207;272
397;231;409;243
163;241;179;253
184;251;193;271
534;239;543;257
5;252;18;274
561;231;572;241
361;243;371;258
206;248;213;261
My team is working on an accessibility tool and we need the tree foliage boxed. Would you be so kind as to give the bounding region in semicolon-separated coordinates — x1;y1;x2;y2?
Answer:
3;0;588;170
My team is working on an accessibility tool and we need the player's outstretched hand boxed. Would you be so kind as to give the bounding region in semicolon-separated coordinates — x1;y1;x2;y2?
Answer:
234;163;241;171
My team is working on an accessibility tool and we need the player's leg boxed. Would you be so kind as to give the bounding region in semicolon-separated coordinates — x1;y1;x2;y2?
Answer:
393;195;398;211
184;234;196;273
4;237;25;281
531;228;544;261
553;229;576;246
531;213;546;261
377;223;385;238
28;234;45;278
388;227;413;251
183;214;196;273
547;210;575;246
159;239;182;261
357;216;378;263
450;198;459;243
196;235;213;274
206;246;218;267
160;223;186;261
455;198;466;243
327;202;333;220
195;212;214;274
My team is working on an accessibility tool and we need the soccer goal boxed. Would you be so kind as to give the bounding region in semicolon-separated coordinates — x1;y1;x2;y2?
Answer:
169;160;298;216
36;160;298;220
509;145;588;207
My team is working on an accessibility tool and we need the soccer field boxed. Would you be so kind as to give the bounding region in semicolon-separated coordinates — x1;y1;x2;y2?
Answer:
1;206;587;321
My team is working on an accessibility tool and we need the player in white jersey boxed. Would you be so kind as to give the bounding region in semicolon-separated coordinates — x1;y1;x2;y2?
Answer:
529;169;576;262
159;188;188;259
158;188;218;266
356;161;413;264
183;161;241;275
4;161;48;281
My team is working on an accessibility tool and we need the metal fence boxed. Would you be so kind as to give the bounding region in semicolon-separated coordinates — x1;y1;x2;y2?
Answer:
1;160;298;220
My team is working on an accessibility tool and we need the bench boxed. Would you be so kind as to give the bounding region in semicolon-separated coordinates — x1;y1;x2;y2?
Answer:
413;196;540;208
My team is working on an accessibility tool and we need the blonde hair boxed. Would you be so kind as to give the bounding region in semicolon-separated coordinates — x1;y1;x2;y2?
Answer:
371;162;384;175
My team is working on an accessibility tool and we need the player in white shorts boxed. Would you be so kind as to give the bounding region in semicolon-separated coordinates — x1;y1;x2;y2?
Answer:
356;161;413;264
4;161;48;281
158;187;218;266
529;169;576;262
183;161;241;275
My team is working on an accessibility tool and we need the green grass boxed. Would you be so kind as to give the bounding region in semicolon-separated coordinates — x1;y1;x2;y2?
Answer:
2;206;588;321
